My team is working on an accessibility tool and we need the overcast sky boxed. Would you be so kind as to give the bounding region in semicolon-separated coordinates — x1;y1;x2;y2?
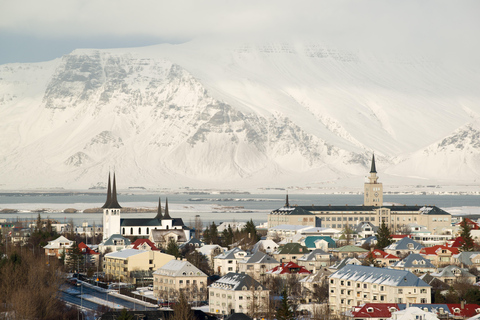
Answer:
1;0;479;65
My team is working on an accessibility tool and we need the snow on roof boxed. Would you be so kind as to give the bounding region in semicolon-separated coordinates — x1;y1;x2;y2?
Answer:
330;265;430;287
105;248;146;259
209;272;264;291
153;259;207;277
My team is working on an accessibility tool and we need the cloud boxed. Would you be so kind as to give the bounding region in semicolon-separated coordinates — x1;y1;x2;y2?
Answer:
1;0;479;63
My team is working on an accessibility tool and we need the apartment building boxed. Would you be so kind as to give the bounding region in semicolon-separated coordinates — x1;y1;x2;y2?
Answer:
329;265;431;314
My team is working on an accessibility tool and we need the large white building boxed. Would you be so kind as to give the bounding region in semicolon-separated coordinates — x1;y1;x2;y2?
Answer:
329;265;431;314
101;173;191;241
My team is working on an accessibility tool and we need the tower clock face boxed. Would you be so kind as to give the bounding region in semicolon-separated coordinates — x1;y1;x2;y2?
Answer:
374;192;379;197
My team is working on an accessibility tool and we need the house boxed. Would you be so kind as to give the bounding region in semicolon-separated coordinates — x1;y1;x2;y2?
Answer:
196;244;225;265
208;272;270;316
213;248;248;275
179;237;204;250
131;239;159;251
359;249;400;267
331;245;368;259
384;237;424;256
390;253;436;274
265;261;311;277
273;243;309;263
454;251;480;269
298;268;333;302
419;245;459;267
302;236;336;252
267;224;340;242
390;306;439;320
355;222;378;239
297;249;332;272
43;236;74;259
328;265;431;314
429;265;476;285
78;242;100;266
251;239;279;254
237;251;279;281
329;257;362;271
103;248;175;283
153;260;208;302
98;234;131;254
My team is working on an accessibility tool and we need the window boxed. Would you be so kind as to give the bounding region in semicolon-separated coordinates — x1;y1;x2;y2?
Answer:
138;227;141;234
363;284;367;289
130;228;133;234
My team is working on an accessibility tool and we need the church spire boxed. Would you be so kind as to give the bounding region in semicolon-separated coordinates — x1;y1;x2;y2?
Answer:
102;173;112;208
155;197;163;220
108;172;122;209
285;192;290;207
163;198;171;219
370;154;377;173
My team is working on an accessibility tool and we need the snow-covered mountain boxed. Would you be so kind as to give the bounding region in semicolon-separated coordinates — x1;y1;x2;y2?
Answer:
0;40;479;190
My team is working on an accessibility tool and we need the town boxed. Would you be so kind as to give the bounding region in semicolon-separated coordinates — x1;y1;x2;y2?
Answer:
1;156;480;320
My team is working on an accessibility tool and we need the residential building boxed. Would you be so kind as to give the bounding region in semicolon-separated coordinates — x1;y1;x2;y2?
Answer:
419;245;459;267
359;249;400;267
329;257;362;271
153;260;208;302
454;251;480;269
131;238;159;251
429;265;476;285
331;245;368;259
208;272;270;316
103;248;175;283
265;261;311;277
390;306;439;320
390;253;436;274
196;244;225;266
302;236;336;252
98;234;131;254
328;265;431;314
298;268;333;302
297;249;332;272
213;248;248;275
251;240;279;254
237;251;279;281
384;237;424;256
273;243;309;263
43;235;74;259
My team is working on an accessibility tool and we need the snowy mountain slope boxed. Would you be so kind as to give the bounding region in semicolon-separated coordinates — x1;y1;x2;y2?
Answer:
0;40;479;189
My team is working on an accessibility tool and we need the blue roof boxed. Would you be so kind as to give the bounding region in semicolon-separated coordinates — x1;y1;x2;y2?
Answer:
304;236;336;249
330;265;430;287
385;237;424;251
392;253;435;269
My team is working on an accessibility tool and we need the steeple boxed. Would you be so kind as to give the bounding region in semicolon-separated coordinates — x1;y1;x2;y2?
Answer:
285;193;290;207
163;198;171;219
108;172;122;209
102;173;112;208
155;197;163;220
370;154;377;173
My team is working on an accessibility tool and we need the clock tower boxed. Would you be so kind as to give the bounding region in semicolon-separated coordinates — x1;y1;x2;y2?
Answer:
364;154;383;206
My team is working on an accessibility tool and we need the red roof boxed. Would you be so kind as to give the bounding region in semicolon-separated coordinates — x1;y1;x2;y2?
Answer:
391;235;411;239
457;218;480;230
78;242;98;255
132;239;159;250
449;237;465;248
351;303;480;318
420;245;459;256
366;249;400;260
266;262;311;275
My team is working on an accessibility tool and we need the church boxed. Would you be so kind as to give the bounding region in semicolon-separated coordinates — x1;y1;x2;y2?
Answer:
268;155;452;234
102;173;191;245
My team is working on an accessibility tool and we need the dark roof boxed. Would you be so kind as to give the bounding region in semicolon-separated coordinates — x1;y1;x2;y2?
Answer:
98;309;216;320
271;206;314;215
121;218;162;227
370;154;377;173
296;205;450;215
163;198;171;219
103;173;122;209
101;173;112;208
210;272;265;291
226;313;253;320
276;243;309;255
155;197;163;220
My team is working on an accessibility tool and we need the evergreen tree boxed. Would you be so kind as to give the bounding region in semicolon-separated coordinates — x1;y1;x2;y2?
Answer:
460;219;475;252
203;225;211;244
244;219;260;242
276;289;295;320
210;222;219;245
65;243;85;273
376;220;393;249
118;308;134;320
166;239;180;259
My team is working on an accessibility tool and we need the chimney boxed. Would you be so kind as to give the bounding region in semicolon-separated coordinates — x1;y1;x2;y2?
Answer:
461;300;465;310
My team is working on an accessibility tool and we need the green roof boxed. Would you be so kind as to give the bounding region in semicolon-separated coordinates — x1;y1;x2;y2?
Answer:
276;243;309;255
332;245;368;253
304;236;336;249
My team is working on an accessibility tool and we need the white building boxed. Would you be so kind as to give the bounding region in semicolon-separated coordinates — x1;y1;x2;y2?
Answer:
213;247;248;275
329;265;431;314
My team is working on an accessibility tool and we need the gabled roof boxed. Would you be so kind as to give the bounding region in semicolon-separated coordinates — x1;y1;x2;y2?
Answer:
350;303;398;318
431;265;475;278
391;253;435;269
332;245;368;253
418;273;449;290
271;206;315;216
454;251;480;266
298;249;330;262
251;239;278;253
274;243;309;255
385;237;424;251
105;248;146;259
266;261;311;275
153;260;207;277
43;236;73;249
304;236;336;249
329;257;362;270
209;272;265;291
420;245;459;256
225;313;253;320
355;221;378;234
363;249;400;260
242;251;278;265
215;247;246;260
102;234;131;246
457;218;480;230
132;239;159;250
78;242;99;255
330;265;431;287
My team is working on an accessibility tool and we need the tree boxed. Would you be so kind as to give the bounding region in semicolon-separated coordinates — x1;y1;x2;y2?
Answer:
118;308;134;320
460;219;475;252
186;250;212;275
376;220;393;249
362;251;380;267
340;222;355;245
194;215;203;239
210;222;219;245
65;243;85;273
166;239;180;259
276;289;295;320
172;292;193;320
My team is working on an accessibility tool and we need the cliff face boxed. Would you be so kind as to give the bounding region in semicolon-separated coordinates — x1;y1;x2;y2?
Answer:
0;41;479;189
